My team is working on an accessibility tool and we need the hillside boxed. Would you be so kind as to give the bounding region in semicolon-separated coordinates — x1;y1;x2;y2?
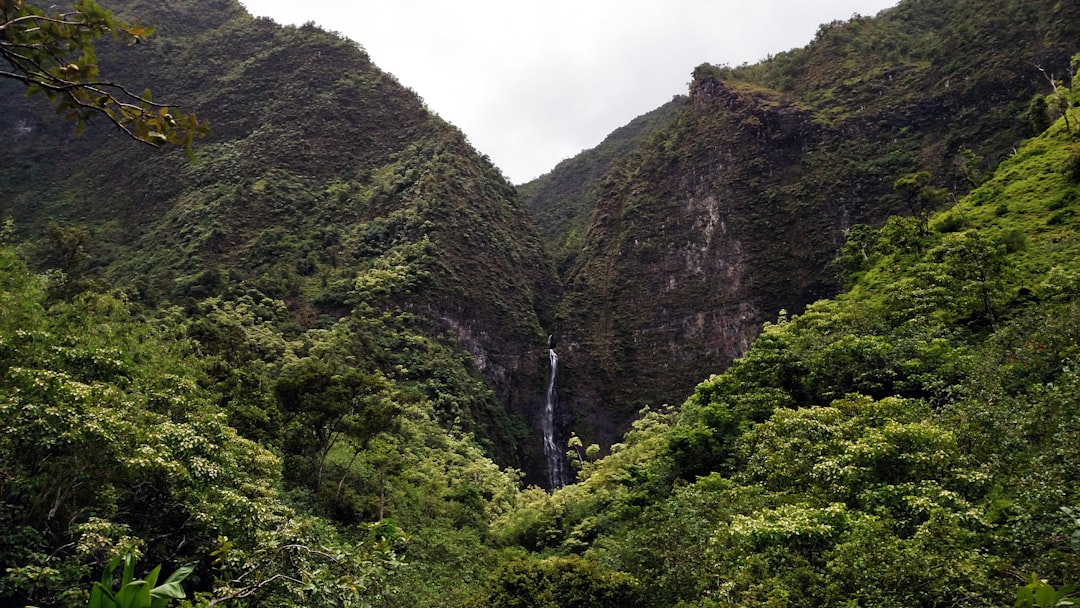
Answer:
492;100;1080;608
518;97;684;275
529;0;1080;454
0;0;560;478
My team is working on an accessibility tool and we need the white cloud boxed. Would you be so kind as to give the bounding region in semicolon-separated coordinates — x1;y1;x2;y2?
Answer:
238;0;898;183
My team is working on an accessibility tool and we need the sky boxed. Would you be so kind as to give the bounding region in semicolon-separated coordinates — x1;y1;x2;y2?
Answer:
238;1;899;184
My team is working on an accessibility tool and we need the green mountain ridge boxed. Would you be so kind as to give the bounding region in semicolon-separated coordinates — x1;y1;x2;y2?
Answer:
1;0;560;478
518;96;685;275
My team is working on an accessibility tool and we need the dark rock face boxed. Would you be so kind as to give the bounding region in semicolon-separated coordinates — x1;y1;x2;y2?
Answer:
557;79;829;449
540;0;1080;451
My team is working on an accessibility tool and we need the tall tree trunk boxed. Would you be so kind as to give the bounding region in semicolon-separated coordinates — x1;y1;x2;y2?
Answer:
378;464;386;521
334;447;363;505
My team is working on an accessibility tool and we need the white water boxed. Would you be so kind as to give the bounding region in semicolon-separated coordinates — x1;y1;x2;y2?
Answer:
542;349;566;489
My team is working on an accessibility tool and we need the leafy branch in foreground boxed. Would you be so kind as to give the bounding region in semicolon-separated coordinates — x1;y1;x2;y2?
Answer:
1015;574;1077;608
0;0;208;153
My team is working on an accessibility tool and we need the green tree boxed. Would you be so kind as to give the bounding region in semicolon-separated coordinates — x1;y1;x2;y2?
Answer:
932;230;1010;326
275;357;400;494
1028;94;1052;134
1036;63;1075;134
0;0;207;151
894;171;949;235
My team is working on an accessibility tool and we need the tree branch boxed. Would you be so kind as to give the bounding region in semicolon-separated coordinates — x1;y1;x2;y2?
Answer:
0;12;91;33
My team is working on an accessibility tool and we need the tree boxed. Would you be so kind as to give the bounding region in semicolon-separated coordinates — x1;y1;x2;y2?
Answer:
894;171;949;235
1036;62;1075;134
1028;94;1052;134
933;230;1010;327
0;0;207;152
275;358;400;494
478;556;642;608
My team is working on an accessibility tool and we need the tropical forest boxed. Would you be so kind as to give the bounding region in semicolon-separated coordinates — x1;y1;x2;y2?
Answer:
1;0;1080;606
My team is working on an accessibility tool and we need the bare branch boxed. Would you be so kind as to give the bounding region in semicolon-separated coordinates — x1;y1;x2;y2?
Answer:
207;574;307;608
0;13;91;33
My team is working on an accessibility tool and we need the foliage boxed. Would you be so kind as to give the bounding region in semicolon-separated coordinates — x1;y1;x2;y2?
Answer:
1015;575;1078;608
474;555;642;608
500;98;1080;607
7;0;1080;606
0;0;208;151
200;520;405;608
0;245;417;606
1066;144;1080;183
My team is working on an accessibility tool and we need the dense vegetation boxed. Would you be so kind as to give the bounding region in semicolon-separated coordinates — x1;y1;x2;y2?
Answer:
4;0;1080;606
497;105;1080;607
0;0;559;479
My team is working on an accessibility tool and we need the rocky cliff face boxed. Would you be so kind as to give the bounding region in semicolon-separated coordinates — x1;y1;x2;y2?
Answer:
556;77;843;445
538;0;1080;452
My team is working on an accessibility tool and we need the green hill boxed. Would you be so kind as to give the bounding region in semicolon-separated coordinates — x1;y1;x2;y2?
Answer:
0;0;560;477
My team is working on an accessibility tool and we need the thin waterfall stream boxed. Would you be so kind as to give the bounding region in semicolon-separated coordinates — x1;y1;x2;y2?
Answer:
542;348;566;489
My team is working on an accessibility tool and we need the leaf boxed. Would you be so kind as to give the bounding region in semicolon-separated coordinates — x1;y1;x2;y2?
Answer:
114;580;149;608
151;563;195;599
89;582;117;608
143;564;162;590
102;556;124;588
122;554;136;587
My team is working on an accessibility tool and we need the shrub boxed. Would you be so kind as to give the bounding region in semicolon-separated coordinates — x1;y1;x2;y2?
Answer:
478;555;642;608
1065;144;1080;183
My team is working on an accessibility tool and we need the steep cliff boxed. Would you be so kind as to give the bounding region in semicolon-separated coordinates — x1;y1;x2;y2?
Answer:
537;0;1080;451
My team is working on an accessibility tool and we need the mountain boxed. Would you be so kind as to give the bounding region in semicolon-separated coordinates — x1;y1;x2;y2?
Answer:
0;0;559;479
518;97;684;275
494;111;1080;606
4;0;1080;605
525;0;1080;453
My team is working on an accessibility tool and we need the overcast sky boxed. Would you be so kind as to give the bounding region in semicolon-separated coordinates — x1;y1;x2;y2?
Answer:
238;1;899;184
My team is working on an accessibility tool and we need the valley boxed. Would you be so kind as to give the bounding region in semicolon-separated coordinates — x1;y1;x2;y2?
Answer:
1;0;1079;605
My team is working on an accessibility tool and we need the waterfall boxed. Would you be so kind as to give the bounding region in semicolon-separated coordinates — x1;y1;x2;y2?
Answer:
542;348;566;489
